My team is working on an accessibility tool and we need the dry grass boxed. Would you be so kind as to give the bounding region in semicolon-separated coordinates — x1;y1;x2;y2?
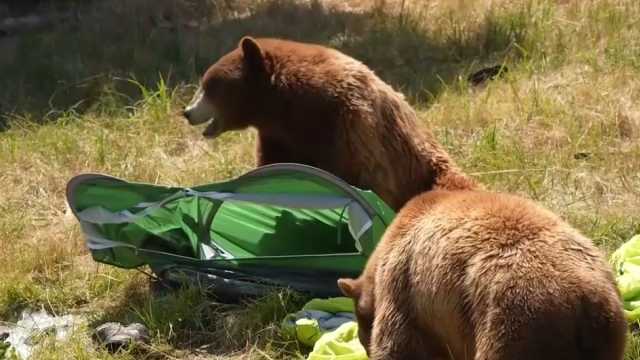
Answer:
1;0;640;358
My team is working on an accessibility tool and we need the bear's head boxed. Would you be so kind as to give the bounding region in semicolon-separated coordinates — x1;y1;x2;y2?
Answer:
338;277;374;353
183;37;271;139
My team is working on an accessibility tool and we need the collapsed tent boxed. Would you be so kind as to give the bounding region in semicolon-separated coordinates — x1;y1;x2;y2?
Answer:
67;164;395;298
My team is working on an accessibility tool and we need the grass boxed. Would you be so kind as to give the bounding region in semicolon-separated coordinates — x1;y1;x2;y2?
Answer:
1;0;640;358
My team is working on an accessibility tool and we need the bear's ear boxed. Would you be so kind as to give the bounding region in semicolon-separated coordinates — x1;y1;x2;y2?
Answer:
338;278;361;299
240;36;266;75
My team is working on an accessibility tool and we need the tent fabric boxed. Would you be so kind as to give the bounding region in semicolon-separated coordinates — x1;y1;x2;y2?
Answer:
75;189;373;253
610;234;640;323
66;163;395;295
282;297;356;346
307;322;367;360
282;297;367;360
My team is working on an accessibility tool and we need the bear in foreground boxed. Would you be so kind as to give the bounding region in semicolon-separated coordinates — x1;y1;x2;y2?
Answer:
182;36;476;210
338;190;627;360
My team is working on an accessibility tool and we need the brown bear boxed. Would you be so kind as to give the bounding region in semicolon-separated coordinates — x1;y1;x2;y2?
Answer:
338;190;627;360
182;36;477;210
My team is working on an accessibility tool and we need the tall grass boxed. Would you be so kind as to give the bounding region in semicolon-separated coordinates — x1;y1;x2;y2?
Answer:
1;0;639;358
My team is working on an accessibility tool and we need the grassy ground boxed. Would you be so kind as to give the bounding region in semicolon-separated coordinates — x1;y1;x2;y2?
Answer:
1;0;640;358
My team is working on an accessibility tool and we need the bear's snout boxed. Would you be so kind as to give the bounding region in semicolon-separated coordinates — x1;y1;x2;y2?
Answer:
182;107;206;126
183;88;216;126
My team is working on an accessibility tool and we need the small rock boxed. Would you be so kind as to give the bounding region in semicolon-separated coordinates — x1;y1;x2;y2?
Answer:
574;152;592;160
468;65;509;86
94;322;150;353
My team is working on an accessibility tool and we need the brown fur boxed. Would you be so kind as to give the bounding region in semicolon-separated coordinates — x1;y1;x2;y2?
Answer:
188;37;477;210
338;190;627;360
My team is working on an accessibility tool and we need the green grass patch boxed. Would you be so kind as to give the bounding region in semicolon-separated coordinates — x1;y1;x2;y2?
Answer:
1;0;639;358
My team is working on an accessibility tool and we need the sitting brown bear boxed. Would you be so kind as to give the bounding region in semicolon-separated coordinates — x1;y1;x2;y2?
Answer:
339;190;627;360
182;37;476;211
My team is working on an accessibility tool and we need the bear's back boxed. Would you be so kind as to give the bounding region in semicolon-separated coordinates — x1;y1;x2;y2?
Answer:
405;190;593;254
255;38;390;101
385;190;622;359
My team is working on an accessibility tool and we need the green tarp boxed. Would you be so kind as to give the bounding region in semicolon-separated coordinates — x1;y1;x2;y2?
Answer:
67;164;395;296
611;234;640;323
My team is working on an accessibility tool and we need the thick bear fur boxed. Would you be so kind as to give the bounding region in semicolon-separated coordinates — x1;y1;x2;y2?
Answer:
338;190;627;360
182;37;476;210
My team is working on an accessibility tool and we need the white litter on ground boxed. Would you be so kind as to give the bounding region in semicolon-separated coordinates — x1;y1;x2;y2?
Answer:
3;309;78;359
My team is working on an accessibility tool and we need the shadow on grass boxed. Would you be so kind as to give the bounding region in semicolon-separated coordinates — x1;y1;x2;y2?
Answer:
0;0;524;128
90;275;307;356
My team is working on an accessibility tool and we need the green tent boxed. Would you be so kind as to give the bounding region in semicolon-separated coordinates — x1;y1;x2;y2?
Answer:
67;164;395;297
